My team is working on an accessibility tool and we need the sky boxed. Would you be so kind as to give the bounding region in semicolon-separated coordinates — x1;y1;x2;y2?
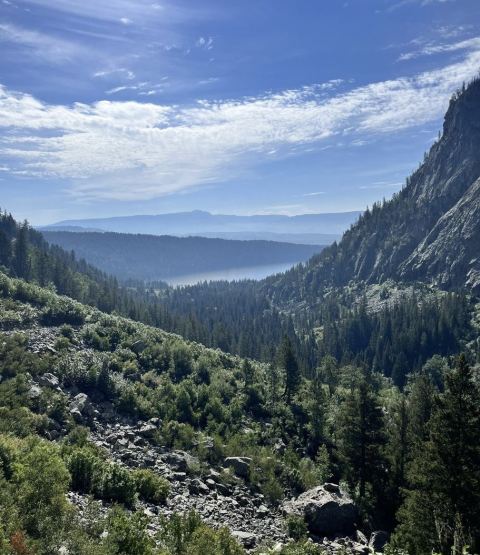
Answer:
0;0;479;225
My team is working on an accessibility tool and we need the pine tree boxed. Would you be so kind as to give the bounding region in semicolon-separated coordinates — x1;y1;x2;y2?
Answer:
278;336;300;404
13;221;30;279
336;369;386;506
0;229;11;267
395;355;480;554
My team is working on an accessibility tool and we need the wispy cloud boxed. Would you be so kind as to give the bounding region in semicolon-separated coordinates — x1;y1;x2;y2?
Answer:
399;36;480;61
1;47;479;201
0;22;82;62
303;191;326;197
196;36;214;50
93;68;136;80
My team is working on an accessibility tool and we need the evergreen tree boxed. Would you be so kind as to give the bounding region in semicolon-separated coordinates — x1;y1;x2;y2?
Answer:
0;229;11;268
336;369;386;512
13;221;30;279
278;336;301;404
395;355;480;554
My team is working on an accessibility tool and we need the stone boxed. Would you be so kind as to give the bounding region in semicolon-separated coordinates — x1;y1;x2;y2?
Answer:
69;393;96;420
188;479;210;495
257;504;269;517
232;531;257;548
216;482;232;496
131;340;147;354
369;531;389;553
163;451;199;473
27;384;42;399
38;372;60;388
224;456;252;478
138;422;157;439
282;483;358;537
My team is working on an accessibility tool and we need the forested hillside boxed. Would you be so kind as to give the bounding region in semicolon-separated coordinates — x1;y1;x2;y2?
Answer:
41;231;322;282
1;270;479;554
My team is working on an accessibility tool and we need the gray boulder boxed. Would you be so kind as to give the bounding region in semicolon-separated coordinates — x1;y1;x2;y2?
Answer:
163;451;199;473
369;531;389;553
282;483;358;537
224;456;252;478
188;479;210;495
232;531;256;548
131;340;147;354
69;393;96;421
38;373;60;388
27;384;42;399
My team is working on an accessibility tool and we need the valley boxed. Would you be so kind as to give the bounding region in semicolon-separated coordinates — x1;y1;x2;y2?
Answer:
0;7;479;552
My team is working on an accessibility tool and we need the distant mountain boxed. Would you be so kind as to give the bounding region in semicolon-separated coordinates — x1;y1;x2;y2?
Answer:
266;78;480;301
43;210;361;241
42;231;324;282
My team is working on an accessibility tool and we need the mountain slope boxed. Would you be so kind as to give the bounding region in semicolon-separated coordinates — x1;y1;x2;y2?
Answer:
266;78;480;302
41;231;323;282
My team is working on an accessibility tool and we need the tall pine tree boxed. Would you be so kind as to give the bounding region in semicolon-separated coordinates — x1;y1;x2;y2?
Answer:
395;355;480;554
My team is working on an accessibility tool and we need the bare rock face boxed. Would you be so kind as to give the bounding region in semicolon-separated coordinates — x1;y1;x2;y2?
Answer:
282;483;358;537
266;78;480;302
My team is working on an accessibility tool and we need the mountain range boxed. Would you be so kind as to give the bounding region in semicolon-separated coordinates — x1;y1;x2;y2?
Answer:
41;210;361;245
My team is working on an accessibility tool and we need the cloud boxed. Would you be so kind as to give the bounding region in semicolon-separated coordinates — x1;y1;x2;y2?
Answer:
303;191;326;197
1;47;479;201
399;36;480;61
0;22;82;62
196;36;214;50
94;68;136;80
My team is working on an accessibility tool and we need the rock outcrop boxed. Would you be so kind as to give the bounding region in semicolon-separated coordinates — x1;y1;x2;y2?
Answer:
282;483;358;537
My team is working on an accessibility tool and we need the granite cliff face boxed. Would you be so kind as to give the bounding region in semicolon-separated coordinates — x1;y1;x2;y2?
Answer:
268;77;480;300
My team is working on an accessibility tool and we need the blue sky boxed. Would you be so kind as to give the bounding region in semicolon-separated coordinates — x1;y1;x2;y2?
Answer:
0;0;479;224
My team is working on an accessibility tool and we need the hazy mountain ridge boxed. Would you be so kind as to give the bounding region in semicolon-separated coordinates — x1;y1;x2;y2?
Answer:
41;231;323;282
266;78;480;302
43;210;361;240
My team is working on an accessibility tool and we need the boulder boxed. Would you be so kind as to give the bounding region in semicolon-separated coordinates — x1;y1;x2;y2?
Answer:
232;531;256;548
282;483;358;537
131;340;147;354
224;456;252;478
69;393;96;420
163;451;199;473
369;531;389;553
27;384;42;399
188;479;210;495
38;373;60;388
138;422;157;439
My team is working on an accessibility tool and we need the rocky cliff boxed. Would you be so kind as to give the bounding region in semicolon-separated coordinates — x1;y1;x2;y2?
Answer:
267;77;480;302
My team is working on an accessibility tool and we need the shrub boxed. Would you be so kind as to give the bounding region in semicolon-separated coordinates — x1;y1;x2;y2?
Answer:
41;299;85;326
102;464;137;508
133;469;169;504
106;506;154;555
286;515;308;541
67;448;103;494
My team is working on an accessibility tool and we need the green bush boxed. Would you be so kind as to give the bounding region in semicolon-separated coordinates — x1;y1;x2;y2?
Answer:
106;506;154;555
133;468;170;505
102;463;137;508
286;514;308;541
67;447;104;494
41;299;85;326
